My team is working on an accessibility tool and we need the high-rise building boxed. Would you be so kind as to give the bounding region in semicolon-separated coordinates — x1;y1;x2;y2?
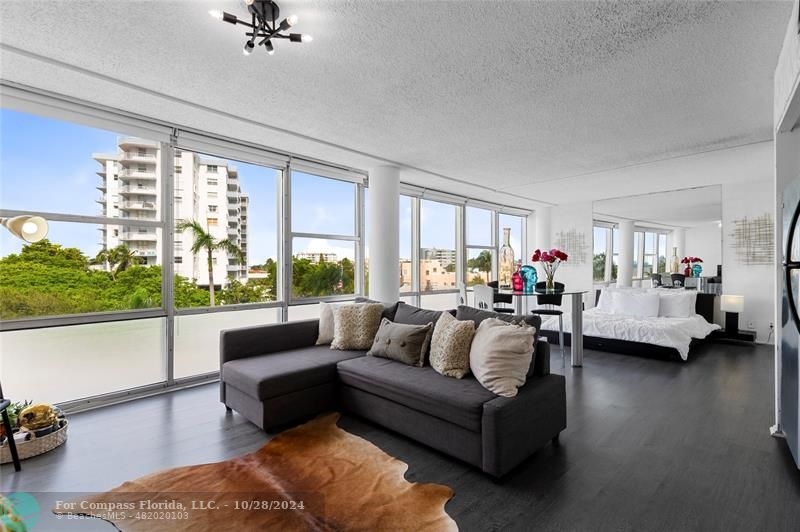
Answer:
421;247;456;267
94;140;248;287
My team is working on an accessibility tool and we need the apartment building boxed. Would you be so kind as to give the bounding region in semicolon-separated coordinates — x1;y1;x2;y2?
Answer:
94;140;248;287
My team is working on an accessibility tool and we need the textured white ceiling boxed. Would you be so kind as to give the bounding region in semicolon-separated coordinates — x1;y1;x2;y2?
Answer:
595;185;722;227
0;1;792;207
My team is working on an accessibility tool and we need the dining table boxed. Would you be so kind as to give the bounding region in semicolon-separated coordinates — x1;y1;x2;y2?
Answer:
495;289;588;367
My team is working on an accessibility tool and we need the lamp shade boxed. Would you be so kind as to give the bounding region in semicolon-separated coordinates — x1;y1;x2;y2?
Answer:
1;215;49;243
720;294;745;313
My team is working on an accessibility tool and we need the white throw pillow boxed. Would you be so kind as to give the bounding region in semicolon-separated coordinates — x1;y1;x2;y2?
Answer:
653;290;697;318
469;318;535;398
316;301;344;345
611;291;660;318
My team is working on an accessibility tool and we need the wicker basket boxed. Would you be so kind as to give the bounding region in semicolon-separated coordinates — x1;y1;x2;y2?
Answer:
0;419;68;464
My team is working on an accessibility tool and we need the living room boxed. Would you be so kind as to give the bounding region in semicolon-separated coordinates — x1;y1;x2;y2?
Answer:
1;1;800;530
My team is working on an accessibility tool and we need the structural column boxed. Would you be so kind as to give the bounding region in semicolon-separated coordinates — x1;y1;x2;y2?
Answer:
617;220;634;287
672;227;686;264
534;206;551;251
367;166;400;302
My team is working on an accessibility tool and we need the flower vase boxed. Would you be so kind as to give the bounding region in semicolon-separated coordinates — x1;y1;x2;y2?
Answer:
512;264;524;292
683;266;691;277
546;276;555;291
692;264;702;277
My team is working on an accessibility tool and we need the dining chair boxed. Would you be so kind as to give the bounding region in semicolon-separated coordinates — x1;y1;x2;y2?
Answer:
530;281;566;368
651;273;662;287
457;282;468;306
486;281;514;314
0;381;21;472
473;284;495;311
670;273;686;288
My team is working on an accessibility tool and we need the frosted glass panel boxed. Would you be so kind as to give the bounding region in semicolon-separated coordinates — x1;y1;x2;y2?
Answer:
420;293;458;311
288;303;321;321
174;308;280;378
0;318;165;404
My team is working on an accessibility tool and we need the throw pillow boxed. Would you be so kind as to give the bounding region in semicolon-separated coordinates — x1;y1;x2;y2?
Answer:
316;301;344;345
429;312;476;378
470;318;535;397
331;303;384;350
456;305;539;376
650;289;697;318
355;297;400;321
367;318;434;366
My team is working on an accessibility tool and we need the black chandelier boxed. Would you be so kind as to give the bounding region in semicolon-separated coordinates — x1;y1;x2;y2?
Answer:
209;0;312;56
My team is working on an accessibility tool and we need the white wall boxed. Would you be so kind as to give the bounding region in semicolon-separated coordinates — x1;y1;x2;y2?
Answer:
685;222;722;274
722;179;775;343
549;201;593;311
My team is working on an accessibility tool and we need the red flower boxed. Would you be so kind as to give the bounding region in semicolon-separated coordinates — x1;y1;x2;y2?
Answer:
531;249;541;262
681;257;690;264
693;257;703;263
554;250;569;261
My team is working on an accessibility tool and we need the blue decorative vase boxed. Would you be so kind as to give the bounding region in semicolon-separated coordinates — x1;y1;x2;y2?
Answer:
520;265;537;293
692;264;702;278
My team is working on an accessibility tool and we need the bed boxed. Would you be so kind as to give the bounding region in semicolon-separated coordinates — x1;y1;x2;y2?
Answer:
539;290;719;361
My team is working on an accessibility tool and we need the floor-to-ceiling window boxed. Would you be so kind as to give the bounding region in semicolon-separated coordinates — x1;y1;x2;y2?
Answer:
465;206;494;287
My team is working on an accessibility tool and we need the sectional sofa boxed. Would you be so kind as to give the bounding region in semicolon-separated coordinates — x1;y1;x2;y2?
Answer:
219;302;566;477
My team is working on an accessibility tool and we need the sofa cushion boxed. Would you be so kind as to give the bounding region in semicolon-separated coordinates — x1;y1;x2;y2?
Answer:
429;312;475;378
331;303;384;350
394;302;455;327
222;346;364;400
355;297;400;321
336;356;497;432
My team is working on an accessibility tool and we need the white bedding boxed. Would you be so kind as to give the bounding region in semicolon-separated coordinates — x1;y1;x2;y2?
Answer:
540;308;720;360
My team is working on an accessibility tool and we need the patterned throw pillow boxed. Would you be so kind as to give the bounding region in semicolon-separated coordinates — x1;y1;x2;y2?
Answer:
429;312;476;379
331;303;384;351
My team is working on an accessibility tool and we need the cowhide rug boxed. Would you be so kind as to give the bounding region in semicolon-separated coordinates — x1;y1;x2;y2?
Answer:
53;413;457;531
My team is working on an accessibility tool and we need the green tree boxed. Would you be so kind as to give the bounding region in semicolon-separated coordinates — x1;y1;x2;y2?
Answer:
176;219;245;306
593;252;606;282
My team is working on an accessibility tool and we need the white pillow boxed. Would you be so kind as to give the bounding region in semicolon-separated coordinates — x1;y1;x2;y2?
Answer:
596;287;645;313
469;318;535;398
611;291;660;318
316;301;344;345
653;290;697;318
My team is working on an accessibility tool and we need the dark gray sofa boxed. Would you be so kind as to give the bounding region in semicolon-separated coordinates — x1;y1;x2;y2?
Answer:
220;303;566;477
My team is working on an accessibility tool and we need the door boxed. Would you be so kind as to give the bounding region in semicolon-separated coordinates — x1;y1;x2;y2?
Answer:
781;177;800;467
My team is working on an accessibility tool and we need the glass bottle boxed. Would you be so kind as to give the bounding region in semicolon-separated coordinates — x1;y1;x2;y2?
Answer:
499;227;515;288
669;247;680;274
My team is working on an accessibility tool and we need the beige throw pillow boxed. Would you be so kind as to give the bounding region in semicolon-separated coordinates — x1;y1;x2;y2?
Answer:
469;318;535;397
429;312;476;378
331;303;384;350
316;301;344;345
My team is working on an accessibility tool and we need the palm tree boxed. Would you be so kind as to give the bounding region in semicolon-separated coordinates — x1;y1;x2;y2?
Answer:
176;219;245;306
90;244;141;281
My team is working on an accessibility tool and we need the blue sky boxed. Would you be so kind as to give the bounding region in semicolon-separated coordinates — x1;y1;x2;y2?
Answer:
1;108;519;265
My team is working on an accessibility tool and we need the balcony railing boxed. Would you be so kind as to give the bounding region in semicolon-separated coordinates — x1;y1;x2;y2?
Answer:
118;169;157;179
121;151;157;161
120;201;156;210
133;249;158;257
121;232;157;241
119;185;157;195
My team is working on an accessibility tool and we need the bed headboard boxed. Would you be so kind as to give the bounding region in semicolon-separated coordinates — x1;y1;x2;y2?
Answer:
594;289;715;323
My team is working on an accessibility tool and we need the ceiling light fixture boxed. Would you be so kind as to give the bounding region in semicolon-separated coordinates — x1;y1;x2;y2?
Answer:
208;0;311;56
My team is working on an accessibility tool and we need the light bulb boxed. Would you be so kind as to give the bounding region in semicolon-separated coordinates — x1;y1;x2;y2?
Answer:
301;34;313;43
209;10;223;20
287;15;298;26
243;41;255;55
265;41;275;55
22;222;38;235
244;0;255;5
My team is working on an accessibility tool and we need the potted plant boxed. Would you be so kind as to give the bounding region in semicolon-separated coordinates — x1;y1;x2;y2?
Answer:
531;248;568;291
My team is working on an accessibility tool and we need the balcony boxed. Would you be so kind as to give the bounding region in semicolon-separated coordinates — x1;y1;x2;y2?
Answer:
119;185;157;195
96;194;107;204
120;151;157;162
120;201;156;211
133;249;158;258
119;169;157;180
120;232;157;242
97;180;107;191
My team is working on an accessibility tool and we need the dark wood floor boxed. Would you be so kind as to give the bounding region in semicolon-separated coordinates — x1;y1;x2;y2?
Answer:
3;342;799;531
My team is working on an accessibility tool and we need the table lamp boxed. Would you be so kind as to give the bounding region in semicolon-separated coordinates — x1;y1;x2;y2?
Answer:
720;294;744;333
